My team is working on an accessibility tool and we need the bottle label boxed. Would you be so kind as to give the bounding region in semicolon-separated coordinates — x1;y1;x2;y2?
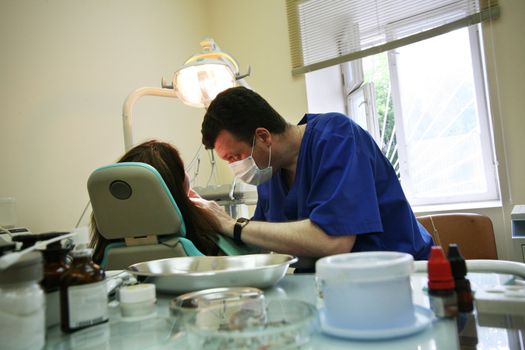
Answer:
68;280;108;328
429;293;458;318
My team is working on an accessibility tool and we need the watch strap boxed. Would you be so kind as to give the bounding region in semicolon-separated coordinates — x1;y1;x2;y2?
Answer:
233;218;250;244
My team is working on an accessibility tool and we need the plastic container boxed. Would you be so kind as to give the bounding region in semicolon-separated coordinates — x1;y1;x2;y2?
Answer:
0;251;45;350
119;283;156;319
60;248;108;333
316;251;415;331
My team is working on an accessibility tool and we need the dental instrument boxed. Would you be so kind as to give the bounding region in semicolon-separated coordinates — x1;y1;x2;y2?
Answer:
0;232;76;270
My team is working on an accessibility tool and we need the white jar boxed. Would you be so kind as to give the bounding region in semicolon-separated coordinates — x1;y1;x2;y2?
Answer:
119;283;157;319
0;251;45;350
316;251;415;331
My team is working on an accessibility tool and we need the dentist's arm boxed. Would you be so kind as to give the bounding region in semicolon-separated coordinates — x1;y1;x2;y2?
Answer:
231;219;355;257
191;197;355;257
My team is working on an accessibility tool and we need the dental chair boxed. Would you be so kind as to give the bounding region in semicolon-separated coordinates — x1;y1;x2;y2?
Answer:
417;213;498;260
87;162;204;270
415;214;525;278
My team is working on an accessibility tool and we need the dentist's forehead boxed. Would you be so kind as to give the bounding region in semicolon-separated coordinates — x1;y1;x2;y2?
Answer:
214;130;252;162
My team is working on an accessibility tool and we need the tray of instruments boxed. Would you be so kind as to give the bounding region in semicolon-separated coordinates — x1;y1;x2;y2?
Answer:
126;254;297;293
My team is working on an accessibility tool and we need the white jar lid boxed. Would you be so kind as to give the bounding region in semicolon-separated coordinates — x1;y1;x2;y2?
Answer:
316;251;414;282
120;283;156;304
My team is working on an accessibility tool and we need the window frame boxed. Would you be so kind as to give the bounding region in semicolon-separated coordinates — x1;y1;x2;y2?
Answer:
335;25;500;209
347;82;381;145
388;25;499;206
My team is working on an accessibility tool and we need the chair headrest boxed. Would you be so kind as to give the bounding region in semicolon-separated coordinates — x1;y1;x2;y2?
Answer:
87;162;187;240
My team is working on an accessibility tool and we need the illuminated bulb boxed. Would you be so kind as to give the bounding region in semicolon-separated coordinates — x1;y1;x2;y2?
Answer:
174;63;236;108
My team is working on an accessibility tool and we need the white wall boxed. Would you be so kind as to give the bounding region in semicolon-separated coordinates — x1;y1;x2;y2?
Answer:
206;0;307;123
482;0;525;261
0;0;212;232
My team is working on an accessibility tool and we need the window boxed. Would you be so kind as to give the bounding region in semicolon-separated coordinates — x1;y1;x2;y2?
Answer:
339;25;499;208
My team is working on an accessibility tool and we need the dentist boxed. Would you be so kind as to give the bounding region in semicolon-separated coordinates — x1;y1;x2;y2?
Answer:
196;87;433;271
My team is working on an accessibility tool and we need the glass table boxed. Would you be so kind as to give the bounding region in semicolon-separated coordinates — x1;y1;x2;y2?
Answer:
45;272;525;349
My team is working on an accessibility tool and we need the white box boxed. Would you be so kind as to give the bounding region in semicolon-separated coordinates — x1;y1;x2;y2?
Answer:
511;205;525;238
474;285;525;316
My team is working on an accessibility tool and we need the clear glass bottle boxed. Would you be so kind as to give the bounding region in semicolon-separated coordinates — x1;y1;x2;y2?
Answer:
60;248;108;333
0;251;45;350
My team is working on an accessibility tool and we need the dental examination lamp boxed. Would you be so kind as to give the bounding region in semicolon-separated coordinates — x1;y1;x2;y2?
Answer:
122;38;251;151
121;38;256;218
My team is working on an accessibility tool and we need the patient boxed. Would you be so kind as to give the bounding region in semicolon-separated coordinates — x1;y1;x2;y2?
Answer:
89;140;223;264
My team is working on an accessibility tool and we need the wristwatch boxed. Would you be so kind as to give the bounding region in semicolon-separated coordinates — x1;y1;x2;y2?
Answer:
233;217;250;244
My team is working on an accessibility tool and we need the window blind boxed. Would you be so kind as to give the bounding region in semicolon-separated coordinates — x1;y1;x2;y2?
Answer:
286;0;500;75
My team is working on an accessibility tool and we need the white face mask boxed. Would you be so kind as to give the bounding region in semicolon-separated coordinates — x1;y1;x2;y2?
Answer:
229;136;273;186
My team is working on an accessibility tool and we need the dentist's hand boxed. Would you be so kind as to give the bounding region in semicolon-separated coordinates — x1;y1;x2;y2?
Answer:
190;197;236;236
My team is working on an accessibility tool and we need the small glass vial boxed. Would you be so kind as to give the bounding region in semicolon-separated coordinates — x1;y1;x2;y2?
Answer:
447;244;474;313
60;248;108;333
0;251;45;350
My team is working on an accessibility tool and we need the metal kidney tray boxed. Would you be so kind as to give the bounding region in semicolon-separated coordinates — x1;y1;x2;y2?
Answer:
126;254;297;293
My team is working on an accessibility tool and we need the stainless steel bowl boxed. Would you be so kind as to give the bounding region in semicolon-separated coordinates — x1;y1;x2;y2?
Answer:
126;254;297;293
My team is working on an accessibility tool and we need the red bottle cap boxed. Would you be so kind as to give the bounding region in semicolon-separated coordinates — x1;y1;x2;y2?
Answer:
428;246;455;290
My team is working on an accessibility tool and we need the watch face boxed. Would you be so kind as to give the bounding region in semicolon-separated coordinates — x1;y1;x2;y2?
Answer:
237;218;249;224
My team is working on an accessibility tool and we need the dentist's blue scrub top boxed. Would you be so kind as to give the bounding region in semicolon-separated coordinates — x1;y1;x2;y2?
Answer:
253;113;433;260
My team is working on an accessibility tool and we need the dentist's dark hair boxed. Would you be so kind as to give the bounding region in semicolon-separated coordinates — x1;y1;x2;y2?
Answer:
201;87;288;148
89;140;220;263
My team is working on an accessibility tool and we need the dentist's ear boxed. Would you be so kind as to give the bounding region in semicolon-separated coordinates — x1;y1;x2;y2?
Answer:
255;127;272;146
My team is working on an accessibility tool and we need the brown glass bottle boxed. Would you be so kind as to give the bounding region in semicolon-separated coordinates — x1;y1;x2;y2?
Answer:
447;244;474;312
42;241;72;327
60;248;108;333
42;241;71;293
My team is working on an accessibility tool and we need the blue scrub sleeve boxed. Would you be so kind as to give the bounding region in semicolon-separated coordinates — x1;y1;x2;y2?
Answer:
252;188;266;221
307;132;383;236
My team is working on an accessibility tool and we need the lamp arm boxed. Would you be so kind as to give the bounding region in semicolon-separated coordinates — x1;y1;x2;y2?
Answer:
237;76;252;90
122;87;178;151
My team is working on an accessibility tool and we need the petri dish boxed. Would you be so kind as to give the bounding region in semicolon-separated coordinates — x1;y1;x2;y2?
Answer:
185;299;318;350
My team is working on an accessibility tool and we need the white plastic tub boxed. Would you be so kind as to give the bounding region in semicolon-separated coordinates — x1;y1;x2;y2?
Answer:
316;251;415;331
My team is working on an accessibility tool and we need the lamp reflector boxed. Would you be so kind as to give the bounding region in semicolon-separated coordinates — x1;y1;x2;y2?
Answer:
174;63;236;108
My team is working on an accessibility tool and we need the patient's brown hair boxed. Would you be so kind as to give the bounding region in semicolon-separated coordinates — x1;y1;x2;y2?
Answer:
89;140;220;263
